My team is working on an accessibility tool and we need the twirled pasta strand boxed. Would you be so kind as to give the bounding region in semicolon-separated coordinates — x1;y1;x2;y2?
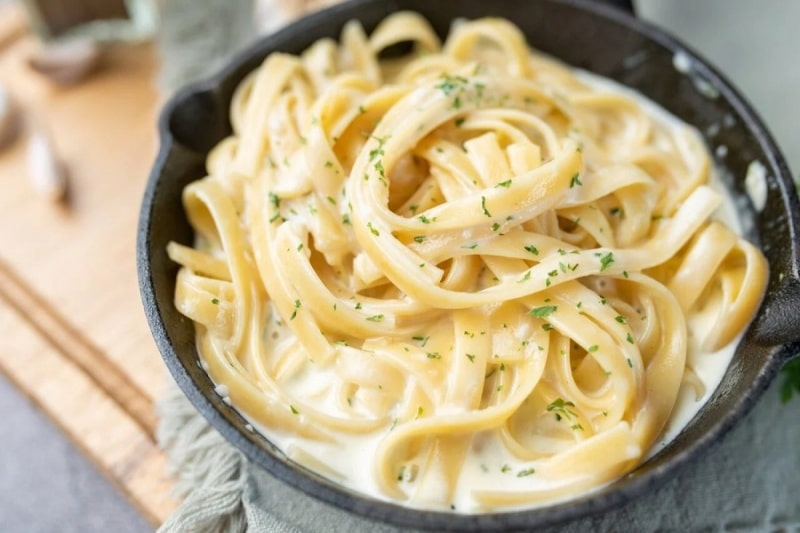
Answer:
167;13;768;512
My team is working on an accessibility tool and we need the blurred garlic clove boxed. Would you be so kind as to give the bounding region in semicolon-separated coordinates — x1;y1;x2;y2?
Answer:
27;131;67;201
0;82;19;149
28;38;100;86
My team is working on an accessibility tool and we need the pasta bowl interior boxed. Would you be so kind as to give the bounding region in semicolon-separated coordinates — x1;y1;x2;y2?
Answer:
138;0;800;530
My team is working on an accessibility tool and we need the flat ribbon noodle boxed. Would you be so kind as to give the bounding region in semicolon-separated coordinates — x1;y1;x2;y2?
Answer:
167;13;768;512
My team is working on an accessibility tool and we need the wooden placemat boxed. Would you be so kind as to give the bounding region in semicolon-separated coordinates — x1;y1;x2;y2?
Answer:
0;3;176;525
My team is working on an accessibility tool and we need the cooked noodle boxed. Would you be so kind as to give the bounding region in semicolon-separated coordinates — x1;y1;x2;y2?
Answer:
168;13;768;511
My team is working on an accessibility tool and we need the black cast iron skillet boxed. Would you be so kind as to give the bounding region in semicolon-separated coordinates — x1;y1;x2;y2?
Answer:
137;0;800;530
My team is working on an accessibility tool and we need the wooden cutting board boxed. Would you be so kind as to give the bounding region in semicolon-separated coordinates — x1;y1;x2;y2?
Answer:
0;3;176;525
0;0;338;525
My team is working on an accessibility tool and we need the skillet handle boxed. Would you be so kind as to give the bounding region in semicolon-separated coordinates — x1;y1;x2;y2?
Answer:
753;271;800;358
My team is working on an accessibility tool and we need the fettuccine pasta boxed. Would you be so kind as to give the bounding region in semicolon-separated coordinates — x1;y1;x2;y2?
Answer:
168;13;768;511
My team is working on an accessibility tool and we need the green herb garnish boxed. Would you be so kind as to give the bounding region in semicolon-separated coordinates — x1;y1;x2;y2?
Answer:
529;305;557;318
546;398;577;422
599;252;615;271
481;196;491;217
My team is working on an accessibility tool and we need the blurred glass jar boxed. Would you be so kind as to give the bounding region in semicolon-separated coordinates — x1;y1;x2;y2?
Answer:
22;0;158;43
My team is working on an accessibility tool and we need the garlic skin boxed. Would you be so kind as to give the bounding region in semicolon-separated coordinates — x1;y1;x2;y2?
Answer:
27;131;67;201
28;39;101;86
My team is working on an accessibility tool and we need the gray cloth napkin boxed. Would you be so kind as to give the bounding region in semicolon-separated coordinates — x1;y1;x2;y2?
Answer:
154;2;800;531
156;379;800;533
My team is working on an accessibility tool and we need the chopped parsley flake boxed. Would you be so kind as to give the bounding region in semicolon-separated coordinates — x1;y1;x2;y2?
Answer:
290;299;301;320
367;222;380;236
570;172;582;188
466;353;476;362
290;405;299;415
426;351;442;359
412;335;430;347
413;235;427;243
481;196;491;217
530;305;557;318
374;159;386;179
435;74;468;96
546;398;577;422
269;192;281;210
524;244;539;256
496;179;512;188
211;298;219;305
517;468;536;477
366;314;384;322
368;135;390;164
599;252;615;271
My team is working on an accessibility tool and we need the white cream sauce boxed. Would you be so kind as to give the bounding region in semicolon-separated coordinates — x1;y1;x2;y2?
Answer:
225;68;754;514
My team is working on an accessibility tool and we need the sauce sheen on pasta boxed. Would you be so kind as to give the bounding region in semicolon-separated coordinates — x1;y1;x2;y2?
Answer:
168;13;768;512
